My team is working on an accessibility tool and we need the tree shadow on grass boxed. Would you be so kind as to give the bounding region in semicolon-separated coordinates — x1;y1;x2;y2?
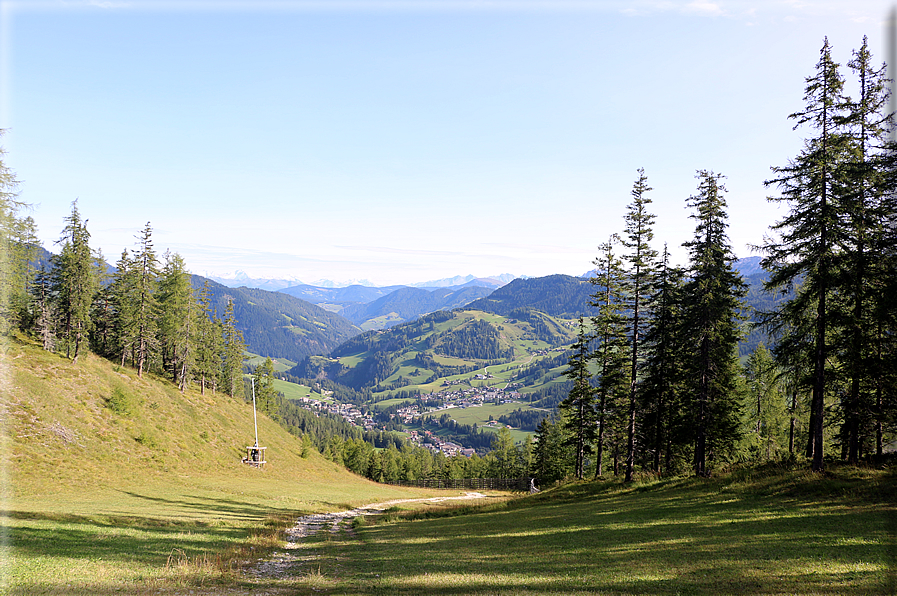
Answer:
294;478;896;596
5;491;305;566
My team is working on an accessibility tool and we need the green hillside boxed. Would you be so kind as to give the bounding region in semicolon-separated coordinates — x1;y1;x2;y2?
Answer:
464;274;598;318
2;335;433;594
192;275;361;362
288;308;575;396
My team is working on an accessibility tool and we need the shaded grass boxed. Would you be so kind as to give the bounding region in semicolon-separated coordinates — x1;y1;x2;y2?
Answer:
286;464;896;595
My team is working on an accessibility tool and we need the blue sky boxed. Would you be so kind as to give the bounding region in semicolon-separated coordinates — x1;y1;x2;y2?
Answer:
1;0;892;285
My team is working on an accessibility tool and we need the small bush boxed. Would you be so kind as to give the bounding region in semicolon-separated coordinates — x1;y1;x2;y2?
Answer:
135;429;159;449
106;387;134;416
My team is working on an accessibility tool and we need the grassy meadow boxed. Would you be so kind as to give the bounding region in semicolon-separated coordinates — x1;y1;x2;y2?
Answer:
5;333;895;595
284;464;897;595
1;335;437;594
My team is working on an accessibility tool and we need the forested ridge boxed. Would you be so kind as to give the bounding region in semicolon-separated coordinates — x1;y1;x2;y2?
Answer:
191;275;360;361
465;274;598;317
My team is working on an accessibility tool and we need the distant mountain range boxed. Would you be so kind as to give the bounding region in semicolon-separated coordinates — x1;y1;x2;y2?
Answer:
205;271;517;292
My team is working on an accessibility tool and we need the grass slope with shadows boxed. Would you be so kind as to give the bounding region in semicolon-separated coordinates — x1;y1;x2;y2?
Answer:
1;335;441;595
289;463;896;595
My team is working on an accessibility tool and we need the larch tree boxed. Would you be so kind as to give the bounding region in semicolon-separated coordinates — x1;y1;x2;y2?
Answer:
760;38;850;471
620;168;657;481
0;131;38;335
743;343;788;461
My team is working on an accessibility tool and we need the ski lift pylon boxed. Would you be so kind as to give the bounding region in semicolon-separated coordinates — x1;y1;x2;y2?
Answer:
241;377;267;468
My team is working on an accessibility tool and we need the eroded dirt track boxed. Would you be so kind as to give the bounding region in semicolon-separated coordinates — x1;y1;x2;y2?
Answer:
244;492;487;581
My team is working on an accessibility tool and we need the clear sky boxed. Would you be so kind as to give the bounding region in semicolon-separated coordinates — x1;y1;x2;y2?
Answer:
1;0;892;286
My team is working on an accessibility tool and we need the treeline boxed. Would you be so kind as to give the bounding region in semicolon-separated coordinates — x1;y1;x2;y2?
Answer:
7;194;248;398
497;408;549;432
550;37;896;482
324;427;536;484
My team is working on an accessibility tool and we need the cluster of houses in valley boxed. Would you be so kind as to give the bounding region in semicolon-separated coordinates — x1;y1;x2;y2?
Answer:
292;382;527;455
406;430;476;457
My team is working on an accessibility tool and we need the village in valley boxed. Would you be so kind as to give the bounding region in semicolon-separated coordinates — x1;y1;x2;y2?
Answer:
290;370;535;457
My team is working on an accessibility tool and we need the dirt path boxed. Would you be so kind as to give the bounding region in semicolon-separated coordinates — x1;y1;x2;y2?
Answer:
244;492;487;581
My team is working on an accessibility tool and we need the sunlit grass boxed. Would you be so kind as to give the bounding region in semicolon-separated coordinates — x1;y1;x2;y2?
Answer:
290;465;896;595
3;337;442;594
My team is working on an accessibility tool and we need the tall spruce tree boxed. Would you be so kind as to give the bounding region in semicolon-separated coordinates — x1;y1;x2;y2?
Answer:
110;249;139;367
252;356;279;419
620;168;657;481
680;171;746;476
157;251;194;391
193;280;222;395
639;244;686;475
760;38;850;471
836;37;893;462
533;415;570;485
589;234;629;478
558;317;597;480
132;222;159;377
51;202;98;363
221;297;246;398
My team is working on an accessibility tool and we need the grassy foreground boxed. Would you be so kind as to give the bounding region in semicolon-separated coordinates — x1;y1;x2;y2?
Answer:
291;464;896;595
1;336;438;594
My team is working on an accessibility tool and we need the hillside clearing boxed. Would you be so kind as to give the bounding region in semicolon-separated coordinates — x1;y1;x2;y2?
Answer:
274;465;897;595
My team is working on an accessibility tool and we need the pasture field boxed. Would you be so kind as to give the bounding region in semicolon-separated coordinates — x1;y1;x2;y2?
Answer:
441;402;535;426
243;353;296;373
2;337;436;595
282;464;897;595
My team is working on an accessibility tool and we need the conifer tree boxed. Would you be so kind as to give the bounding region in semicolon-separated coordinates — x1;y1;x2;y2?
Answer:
29;265;55;351
0;132;38;335
221;297;246;398
51;201;98;363
533;416;570;485
836;36;893;462
589;234;629;478
620;168;657;481
132;222;159;377
639;244;686;474
252;356;279;419
157;251;194;391
559;317;597;480
89;260;114;357
760;38;850;471
743;343;787;461
110;249;139;367
193;281;222;395
680;171;746;476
